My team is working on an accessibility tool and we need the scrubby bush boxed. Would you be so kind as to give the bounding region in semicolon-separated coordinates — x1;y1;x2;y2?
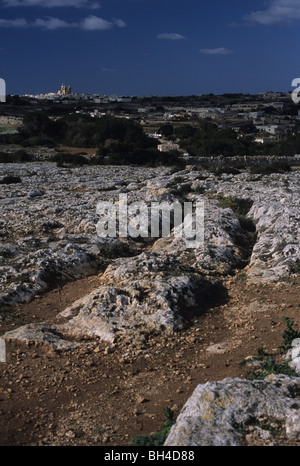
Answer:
0;152;11;163
98;146;182;167
50;152;89;166
214;166;241;175
217;194;253;217
243;317;300;380
13;149;34;162
0;175;22;184
0;150;33;163
9;113;183;167
279;317;300;352
249;162;291;175
178;122;256;157
217;195;256;240
130;408;175;446
21;136;57;147
244;348;297;380
98;241;134;259
192;185;206;194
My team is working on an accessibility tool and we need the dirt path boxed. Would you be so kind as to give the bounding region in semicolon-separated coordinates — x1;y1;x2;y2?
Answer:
0;272;299;446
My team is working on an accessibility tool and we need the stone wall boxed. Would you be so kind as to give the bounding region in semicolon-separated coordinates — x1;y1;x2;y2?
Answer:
184;155;300;168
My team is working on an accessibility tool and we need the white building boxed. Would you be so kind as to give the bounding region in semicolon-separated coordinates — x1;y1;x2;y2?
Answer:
255;124;282;135
158;143;180;152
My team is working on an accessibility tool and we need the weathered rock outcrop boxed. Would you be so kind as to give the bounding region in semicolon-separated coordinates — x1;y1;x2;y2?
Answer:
152;198;250;276
0;239;98;305
210;171;300;282
3;252;217;348
246;198;300;282
57;252;215;343
2;323;79;351
164;337;300;447
1;160;299;447
165;374;300;446
1;163;299;349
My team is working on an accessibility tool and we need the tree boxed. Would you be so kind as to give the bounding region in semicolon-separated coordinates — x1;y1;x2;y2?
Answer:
159;124;174;137
176;124;196;140
21;112;62;140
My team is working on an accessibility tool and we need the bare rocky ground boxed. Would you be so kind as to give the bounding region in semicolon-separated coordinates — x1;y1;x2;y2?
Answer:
0;157;299;446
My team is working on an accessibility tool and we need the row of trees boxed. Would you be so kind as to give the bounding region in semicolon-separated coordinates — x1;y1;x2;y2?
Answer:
160;122;300;157
2;111;300;162
19;112;152;148
8;112;182;166
177;123;254;157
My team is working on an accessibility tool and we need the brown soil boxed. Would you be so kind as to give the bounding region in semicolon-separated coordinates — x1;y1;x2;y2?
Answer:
58;146;98;156
0;272;299;447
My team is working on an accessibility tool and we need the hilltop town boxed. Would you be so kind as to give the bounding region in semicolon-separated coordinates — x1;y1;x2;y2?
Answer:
1;87;300;150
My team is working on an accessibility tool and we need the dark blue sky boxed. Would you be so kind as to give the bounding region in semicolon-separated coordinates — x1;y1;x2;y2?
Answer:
0;0;299;96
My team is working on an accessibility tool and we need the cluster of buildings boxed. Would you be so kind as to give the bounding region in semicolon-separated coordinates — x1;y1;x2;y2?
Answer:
18;86;300;146
22;85;133;105
57;84;72;96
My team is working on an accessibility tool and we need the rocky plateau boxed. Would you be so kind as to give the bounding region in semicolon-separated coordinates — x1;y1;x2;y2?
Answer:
0;158;299;446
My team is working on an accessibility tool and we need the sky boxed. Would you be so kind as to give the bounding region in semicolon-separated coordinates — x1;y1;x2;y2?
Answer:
0;0;299;96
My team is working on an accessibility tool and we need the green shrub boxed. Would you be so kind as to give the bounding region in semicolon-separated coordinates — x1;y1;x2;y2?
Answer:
130;408;175;446
22;136;57;147
217;195;253;217
245;348;297;380
168;176;186;185
192;185;206;194
13;150;34;162
0;151;11;163
279;317;300;352
249;162;291;175
50;152;89;166
0;150;33;163
98;241;134;259
243;317;300;380
290;262;300;275
0;175;22;184
14;113;183;167
214;166;241;175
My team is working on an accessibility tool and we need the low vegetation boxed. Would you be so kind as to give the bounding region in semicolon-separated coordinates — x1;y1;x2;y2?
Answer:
0;175;22;184
2;112;300;167
51;152;89;167
176;122;255;157
279;317;300;352
242;317;300;380
0;150;33;163
176;122;300;157
216;195;253;216
130;407;175;446
1;112;182;167
98;241;135;259
249;161;291;175
217;195;256;233
245;348;297;380
214;166;242;175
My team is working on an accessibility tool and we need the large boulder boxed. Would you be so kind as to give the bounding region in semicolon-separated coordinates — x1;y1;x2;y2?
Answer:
58;252;214;344
165;375;300;446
